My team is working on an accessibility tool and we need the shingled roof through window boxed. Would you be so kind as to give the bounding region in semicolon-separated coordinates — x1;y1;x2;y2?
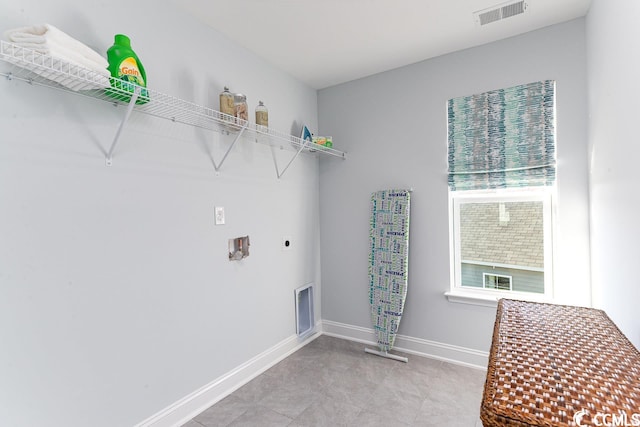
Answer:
460;201;543;269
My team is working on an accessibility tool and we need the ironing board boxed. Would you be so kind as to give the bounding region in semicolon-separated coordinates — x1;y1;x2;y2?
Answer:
366;189;411;362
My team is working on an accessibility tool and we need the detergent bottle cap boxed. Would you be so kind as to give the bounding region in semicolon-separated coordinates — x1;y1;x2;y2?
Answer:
114;34;131;47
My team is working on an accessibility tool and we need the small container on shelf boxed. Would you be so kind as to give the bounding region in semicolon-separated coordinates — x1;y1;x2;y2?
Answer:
234;93;248;125
255;100;268;127
313;136;326;146
219;86;235;119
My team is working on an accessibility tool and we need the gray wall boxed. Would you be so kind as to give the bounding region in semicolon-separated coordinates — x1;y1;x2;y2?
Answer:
0;1;321;426
318;19;591;352
587;0;640;347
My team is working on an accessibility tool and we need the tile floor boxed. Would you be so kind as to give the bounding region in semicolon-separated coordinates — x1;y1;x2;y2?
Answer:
182;335;487;427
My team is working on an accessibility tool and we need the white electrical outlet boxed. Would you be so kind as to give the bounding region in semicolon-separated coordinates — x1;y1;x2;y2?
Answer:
215;206;225;225
282;236;292;251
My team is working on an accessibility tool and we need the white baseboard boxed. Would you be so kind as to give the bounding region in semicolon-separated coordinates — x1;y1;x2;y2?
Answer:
320;320;489;370
134;329;322;427
135;320;487;427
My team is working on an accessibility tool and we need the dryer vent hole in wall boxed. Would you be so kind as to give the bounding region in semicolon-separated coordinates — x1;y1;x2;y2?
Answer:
474;1;527;26
295;284;314;337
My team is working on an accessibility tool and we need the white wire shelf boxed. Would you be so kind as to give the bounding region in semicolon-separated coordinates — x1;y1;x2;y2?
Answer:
0;40;346;176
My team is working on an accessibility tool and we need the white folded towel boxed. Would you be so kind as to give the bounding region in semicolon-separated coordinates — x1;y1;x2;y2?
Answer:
4;24;108;74
2;24;111;90
1;42;111;90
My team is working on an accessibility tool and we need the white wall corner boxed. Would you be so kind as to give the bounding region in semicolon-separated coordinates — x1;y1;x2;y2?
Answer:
134;330;322;427
320;320;489;370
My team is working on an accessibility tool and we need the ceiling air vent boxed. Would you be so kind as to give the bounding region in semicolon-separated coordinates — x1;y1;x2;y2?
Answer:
474;1;527;26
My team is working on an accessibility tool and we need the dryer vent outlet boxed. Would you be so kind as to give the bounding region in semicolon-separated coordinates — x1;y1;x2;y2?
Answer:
295;284;314;337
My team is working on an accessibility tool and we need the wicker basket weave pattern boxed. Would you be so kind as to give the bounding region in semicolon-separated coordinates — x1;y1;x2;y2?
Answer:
481;299;640;426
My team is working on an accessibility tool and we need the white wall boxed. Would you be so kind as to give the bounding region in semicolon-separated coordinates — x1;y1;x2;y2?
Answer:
0;1;322;426
587;0;640;348
318;19;590;353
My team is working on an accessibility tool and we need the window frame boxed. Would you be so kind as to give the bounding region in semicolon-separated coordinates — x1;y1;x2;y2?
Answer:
447;188;554;305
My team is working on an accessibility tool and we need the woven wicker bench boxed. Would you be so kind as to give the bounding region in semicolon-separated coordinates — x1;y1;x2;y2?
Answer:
481;299;640;426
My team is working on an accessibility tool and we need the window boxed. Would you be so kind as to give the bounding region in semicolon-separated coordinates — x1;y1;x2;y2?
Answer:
446;81;556;304
483;273;512;291
450;189;553;301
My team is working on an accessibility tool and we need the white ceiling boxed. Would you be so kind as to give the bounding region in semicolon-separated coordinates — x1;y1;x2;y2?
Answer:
178;0;591;89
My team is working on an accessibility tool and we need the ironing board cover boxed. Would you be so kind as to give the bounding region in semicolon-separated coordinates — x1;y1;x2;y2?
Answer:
369;189;411;352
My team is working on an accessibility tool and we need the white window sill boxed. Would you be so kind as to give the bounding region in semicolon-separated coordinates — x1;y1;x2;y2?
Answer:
444;291;500;308
444;289;551;308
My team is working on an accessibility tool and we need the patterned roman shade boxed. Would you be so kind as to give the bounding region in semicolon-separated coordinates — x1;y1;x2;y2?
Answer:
447;80;556;191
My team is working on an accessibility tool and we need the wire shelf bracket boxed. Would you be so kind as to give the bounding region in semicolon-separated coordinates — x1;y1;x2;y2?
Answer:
105;88;140;166
212;122;248;172
271;136;311;179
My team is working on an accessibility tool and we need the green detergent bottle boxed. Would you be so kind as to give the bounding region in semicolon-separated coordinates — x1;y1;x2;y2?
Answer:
106;34;149;104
